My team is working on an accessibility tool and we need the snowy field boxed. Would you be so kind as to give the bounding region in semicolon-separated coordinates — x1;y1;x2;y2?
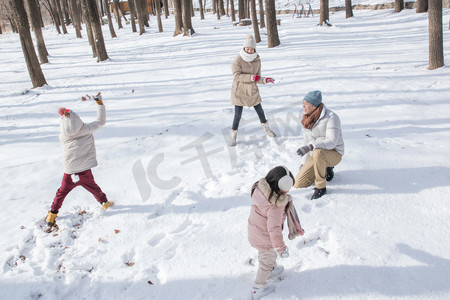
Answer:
1;7;450;300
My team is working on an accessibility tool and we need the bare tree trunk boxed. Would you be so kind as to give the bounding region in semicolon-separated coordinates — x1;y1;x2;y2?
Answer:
219;0;225;15
25;0;49;63
212;0;217;15
113;0;123;28
258;0;264;27
230;0;236;22
46;0;62;33
85;0;108;61
69;0;83;37
245;0;249;18
37;0;44;27
394;0;404;12
156;0;163;32
190;0;194;17
173;0;183;36
345;0;353;18
128;0;137;32
199;0;205;19
9;16;19;32
428;0;443;69
250;0;260;43
143;0;149;27
62;0;70;25
9;0;47;87
238;0;244;21
264;0;279;47
163;0;169;18
81;0;97;57
134;0;146;34
104;0;117;37
182;0;195;36
416;0;428;12
54;0;68;33
216;0;221;20
320;0;331;26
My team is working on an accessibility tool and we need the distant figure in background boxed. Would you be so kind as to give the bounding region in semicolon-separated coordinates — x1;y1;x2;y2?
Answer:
248;166;294;299
45;95;114;227
294;90;344;200
229;35;276;146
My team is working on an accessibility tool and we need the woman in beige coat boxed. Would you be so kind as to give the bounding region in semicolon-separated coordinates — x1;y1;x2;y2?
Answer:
229;35;276;146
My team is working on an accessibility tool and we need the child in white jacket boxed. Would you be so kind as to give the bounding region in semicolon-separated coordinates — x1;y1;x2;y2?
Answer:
45;95;114;227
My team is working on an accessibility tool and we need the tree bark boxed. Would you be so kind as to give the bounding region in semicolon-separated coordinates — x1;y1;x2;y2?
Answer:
54;0;68;33
199;0;205;19
416;0;428;12
216;0;221;19
25;0;49;63
345;0;353;18
163;0;169;18
156;0;163;32
264;0;279;47
46;0;62;33
230;0;236;22
9;0;47;87
85;0;108;61
319;0;331;26
81;0;97;57
69;0;83;38
182;0;195;36
250;0;260;43
219;0;225;15
134;0;146;34
428;0;443;69
62;0;70;25
173;0;183;36
113;0;123;28
104;0;117;37
258;0;264;28
128;0;137;32
394;0;404;12
238;0;244;21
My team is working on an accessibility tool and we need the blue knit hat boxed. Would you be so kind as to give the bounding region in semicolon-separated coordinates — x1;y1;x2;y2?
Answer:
304;90;322;107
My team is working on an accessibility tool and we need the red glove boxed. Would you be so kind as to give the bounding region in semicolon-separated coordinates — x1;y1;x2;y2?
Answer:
251;75;260;82
265;77;275;83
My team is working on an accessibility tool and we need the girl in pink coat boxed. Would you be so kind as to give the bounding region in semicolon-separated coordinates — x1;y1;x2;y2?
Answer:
248;166;294;299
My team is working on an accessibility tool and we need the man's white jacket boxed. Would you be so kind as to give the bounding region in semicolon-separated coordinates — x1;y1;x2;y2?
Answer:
302;104;344;164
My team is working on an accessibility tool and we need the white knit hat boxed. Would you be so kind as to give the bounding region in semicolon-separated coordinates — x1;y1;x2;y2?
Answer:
243;35;256;48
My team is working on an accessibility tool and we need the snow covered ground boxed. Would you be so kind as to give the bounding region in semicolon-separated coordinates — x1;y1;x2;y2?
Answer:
1;7;450;300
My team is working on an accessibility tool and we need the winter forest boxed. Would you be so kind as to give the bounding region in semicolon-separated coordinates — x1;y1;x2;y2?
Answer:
1;0;450;299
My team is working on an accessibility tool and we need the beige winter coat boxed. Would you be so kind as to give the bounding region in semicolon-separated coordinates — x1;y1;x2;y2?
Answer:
230;52;266;107
59;105;106;174
248;179;290;252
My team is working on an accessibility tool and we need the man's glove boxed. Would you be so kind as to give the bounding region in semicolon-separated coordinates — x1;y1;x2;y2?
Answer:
297;144;314;156
264;77;275;83
251;75;260;82
278;247;289;258
94;93;103;105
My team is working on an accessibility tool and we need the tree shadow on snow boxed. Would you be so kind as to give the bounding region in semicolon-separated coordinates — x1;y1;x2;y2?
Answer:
333;166;450;195
280;243;450;299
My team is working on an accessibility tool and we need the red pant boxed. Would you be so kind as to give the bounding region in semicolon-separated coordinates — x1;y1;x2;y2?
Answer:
51;169;108;212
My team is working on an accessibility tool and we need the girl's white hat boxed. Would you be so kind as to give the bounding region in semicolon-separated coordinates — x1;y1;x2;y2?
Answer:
244;35;256;48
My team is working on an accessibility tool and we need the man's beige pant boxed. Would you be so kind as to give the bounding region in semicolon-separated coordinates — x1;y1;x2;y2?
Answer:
254;250;277;288
294;149;342;189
